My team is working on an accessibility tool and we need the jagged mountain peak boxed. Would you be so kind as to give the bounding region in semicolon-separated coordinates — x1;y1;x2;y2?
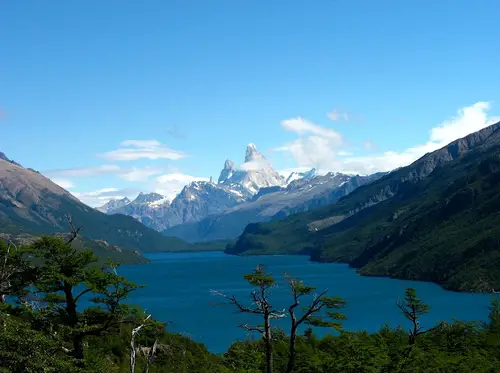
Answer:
245;143;264;163
216;143;285;195
96;197;131;213
285;168;317;185
224;159;235;169
218;159;236;184
133;192;168;205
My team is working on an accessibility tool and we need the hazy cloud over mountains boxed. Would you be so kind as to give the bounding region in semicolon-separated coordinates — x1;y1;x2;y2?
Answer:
42;101;500;207
98;140;187;161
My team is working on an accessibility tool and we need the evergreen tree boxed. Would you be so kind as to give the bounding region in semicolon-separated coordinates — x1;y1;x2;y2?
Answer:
0;240;36;303
397;287;443;345
285;275;347;373
213;264;285;373
31;236;140;362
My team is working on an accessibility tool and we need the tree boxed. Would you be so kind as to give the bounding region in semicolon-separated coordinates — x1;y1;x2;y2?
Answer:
285;275;347;373
397;287;443;345
0;240;35;303
212;264;285;373
31;235;139;362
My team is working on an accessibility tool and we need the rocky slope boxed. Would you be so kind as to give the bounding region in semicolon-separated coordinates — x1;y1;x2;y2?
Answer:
0;154;200;262
102;144;285;231
163;171;386;242
225;121;500;292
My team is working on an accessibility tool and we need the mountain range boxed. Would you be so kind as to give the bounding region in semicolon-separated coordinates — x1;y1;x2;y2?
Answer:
98;144;285;232
225;120;500;292
3;121;500;291
99;144;387;242
0;153;210;264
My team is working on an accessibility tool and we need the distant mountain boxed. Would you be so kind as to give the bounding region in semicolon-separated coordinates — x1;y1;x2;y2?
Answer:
96;197;131;213
101;143;285;231
163;171;386;242
218;143;286;194
225;121;500;292
0;153;200;262
285;168;317;184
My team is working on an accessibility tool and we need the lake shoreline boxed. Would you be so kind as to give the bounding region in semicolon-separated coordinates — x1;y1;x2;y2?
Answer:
121;251;494;353
222;250;494;295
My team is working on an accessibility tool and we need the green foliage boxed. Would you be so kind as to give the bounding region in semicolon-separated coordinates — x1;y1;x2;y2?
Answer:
244;264;276;288
226;133;500;292
30;236;140;361
3;234;500;372
0;240;36;301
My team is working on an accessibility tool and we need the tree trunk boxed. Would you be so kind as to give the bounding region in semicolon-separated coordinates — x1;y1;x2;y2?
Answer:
63;281;84;359
286;325;297;373
73;334;85;360
264;313;273;373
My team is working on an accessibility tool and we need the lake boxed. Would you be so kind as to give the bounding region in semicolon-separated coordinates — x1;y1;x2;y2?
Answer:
119;251;494;353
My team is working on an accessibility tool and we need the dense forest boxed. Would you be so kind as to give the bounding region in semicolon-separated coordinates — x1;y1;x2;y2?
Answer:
226;123;500;293
1;234;500;372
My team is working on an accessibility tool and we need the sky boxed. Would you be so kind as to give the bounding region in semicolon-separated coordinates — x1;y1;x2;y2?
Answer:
1;0;500;207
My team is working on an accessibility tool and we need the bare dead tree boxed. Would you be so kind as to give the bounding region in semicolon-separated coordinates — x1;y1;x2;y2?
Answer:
130;314;152;373
142;338;159;373
65;214;83;245
0;241;33;304
211;264;285;373
285;275;346;373
0;241;13;304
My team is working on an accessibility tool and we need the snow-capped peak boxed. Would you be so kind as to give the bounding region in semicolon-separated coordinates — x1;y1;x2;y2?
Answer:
244;143;264;163
285;168;317;185
218;159;235;183
216;143;285;195
133;192;166;205
96;197;131;213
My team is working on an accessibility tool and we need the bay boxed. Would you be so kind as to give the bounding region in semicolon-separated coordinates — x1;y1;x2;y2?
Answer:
119;251;494;353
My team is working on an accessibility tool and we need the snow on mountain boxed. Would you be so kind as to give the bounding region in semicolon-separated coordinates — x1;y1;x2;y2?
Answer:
99;143;313;232
218;143;285;195
285;168;317;185
96;197;131;213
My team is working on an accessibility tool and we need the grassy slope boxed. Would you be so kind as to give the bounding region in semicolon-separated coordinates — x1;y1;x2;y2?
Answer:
227;143;500;292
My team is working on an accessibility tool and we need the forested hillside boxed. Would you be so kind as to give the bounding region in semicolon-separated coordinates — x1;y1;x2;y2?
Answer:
1;236;500;372
226;121;500;292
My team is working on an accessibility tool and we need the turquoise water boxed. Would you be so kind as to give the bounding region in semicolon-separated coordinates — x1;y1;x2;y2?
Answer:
119;251;494;353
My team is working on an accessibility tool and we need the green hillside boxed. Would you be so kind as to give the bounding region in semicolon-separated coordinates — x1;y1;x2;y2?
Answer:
0;157;206;263
226;122;500;292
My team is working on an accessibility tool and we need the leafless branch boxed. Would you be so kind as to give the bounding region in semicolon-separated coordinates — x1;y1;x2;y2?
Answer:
142;337;159;373
65;214;83;245
210;289;262;314
240;323;265;334
130;314;152;373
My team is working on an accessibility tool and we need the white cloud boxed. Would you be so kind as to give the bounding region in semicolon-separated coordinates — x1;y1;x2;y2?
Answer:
154;173;210;200
275;118;344;172
340;101;500;175
238;159;272;171
277;101;499;176
44;165;165;183
281;117;342;140
72;187;142;207
338;150;353;156
119;166;164;182
44;165;121;178
327;109;350;122
50;178;75;189
99;140;187;161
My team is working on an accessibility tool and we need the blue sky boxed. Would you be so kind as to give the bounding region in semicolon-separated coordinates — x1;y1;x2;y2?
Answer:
1;0;500;206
